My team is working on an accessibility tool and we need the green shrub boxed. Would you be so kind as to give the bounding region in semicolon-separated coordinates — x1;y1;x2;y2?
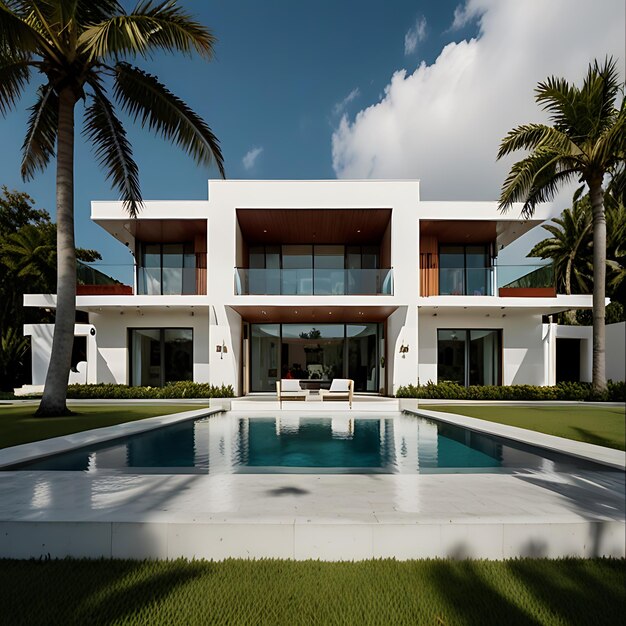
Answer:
395;380;625;402
66;381;234;399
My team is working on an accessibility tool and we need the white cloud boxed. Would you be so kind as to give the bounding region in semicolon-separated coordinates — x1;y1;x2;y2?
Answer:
333;88;360;116
404;16;427;55
332;0;625;206
242;146;263;170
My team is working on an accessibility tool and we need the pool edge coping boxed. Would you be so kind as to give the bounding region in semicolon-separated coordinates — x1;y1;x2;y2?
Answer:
405;407;626;470
0;407;222;469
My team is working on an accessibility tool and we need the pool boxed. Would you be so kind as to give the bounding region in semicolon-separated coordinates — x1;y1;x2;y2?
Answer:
5;412;617;475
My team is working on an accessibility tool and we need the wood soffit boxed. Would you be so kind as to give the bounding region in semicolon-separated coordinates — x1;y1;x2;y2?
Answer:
231;305;397;323
420;220;497;243
128;219;207;243
236;209;392;245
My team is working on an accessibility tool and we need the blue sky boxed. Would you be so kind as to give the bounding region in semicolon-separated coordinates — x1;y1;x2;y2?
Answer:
0;0;623;270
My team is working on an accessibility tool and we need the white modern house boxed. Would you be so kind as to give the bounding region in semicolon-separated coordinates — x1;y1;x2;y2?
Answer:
22;179;598;396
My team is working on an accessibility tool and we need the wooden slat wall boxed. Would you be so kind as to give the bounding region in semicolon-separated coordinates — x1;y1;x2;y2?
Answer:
419;235;439;296
195;232;207;295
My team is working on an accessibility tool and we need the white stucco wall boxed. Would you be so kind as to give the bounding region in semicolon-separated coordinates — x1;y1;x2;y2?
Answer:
22;180;593;395
418;311;546;386
89;309;210;385
554;322;625;383
24;323;97;386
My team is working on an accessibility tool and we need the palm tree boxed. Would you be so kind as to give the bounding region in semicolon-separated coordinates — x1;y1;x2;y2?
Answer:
0;1;225;415
497;58;625;393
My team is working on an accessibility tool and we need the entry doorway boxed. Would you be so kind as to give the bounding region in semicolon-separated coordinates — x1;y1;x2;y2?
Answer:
556;338;581;382
249;323;381;393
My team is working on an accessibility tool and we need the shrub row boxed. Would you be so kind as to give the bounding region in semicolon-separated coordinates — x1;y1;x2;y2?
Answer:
395;380;625;402
66;381;235;399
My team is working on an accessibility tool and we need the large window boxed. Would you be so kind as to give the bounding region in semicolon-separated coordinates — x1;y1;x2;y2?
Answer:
437;329;501;386
130;328;193;386
138;243;195;295
439;244;492;296
245;245;381;295
249;323;381;392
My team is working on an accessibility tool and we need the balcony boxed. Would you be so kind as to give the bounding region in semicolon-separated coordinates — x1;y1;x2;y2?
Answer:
74;262;205;296
498;264;556;297
234;268;393;295
424;264;555;298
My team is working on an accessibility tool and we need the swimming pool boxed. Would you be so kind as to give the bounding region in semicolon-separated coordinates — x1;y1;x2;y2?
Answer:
6;412;617;475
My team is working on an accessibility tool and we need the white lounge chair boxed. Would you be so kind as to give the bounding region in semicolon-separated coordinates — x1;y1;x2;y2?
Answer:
319;379;354;408
276;379;309;404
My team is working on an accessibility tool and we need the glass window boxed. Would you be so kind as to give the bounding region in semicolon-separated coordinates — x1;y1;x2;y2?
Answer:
347;324;378;392
250;324;280;391
130;328;193;387
138;243;194;295
314;245;344;294
282;245;312;294
437;329;501;386
439;245;491;296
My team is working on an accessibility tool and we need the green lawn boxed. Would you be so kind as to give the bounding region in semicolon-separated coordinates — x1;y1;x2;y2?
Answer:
0;558;623;626
0;403;205;449
421;404;626;450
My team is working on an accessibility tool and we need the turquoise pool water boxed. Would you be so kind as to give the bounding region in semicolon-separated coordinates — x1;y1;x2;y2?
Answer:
7;413;613;474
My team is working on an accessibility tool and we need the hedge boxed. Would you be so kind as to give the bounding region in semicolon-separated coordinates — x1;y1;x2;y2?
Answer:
66;381;234;399
395;380;625;402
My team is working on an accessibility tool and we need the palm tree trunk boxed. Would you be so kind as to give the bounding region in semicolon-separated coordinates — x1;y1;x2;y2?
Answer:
589;177;607;393
36;88;77;416
563;256;577;324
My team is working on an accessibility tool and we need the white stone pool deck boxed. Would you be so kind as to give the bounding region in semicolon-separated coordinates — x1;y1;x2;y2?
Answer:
0;404;624;561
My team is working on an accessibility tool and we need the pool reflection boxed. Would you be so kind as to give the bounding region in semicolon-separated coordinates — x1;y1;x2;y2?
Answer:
9;414;609;474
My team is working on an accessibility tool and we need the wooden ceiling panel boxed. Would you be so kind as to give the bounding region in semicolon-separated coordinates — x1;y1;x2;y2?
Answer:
237;209;392;245
420;220;497;243
129;219;207;243
230;305;397;323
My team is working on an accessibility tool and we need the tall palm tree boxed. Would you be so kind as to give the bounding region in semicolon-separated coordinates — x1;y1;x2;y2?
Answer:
497;58;625;393
0;1;225;415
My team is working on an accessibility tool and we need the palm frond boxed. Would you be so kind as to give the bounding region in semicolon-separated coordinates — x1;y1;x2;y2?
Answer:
21;83;58;180
499;147;575;215
0;50;31;115
83;82;142;217
496;123;579;160
113;62;225;176
78;0;215;61
520;169;578;219
590;104;626;167
0;2;44;55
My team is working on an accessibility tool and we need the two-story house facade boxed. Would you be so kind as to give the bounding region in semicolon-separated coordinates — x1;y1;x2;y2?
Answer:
22;179;593;395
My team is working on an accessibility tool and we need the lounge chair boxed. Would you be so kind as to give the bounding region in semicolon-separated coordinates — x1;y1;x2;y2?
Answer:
319;379;353;408
276;379;309;404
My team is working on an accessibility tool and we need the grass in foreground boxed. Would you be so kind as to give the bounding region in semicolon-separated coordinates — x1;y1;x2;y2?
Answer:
0;404;205;449
421;404;626;450
0;558;623;626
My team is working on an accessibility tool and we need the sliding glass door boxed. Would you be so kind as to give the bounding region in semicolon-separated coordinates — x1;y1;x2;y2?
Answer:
249;323;381;392
437;329;501;386
130;328;193;386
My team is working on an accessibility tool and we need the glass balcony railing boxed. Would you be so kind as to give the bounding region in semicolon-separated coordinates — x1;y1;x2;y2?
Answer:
498;264;555;289
137;267;197;295
234;268;393;295
438;267;494;296
436;263;555;296
71;263;202;296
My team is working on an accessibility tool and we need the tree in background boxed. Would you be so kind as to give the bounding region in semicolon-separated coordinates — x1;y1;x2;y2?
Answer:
0;187;101;390
529;192;626;326
498;58;625;393
0;1;225;415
